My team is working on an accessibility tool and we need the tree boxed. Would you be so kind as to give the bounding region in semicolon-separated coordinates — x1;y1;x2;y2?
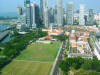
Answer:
81;59;92;70
57;34;67;41
59;57;100;74
59;60;69;72
0;29;48;70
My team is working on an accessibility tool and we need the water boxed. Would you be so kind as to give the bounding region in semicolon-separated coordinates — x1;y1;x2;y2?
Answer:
1;35;12;43
0;24;12;43
0;24;9;32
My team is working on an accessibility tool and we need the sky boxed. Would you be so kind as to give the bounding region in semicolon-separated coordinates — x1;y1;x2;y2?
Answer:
0;0;100;14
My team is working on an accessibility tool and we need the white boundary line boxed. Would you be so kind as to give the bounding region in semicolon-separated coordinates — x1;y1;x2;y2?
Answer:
13;59;52;63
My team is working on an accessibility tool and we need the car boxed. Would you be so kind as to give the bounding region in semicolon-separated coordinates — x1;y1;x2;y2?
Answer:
63;48;65;50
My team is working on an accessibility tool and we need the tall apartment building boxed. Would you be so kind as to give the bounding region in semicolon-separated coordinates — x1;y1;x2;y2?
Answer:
66;2;74;25
40;0;43;20
57;0;63;27
79;4;85;25
88;9;94;25
25;0;31;28
30;3;40;28
43;0;49;27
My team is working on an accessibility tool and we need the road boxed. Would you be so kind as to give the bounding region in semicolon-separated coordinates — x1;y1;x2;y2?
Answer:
58;40;66;75
59;40;66;60
55;40;66;75
49;40;67;75
58;40;74;75
0;30;10;41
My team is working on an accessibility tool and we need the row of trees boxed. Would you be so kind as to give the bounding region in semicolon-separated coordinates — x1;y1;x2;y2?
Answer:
59;57;100;75
51;34;68;42
0;29;47;71
87;38;94;51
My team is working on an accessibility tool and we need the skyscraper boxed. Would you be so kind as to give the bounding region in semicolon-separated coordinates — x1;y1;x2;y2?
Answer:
17;7;24;16
24;0;30;7
30;3;36;28
84;15;88;25
49;7;55;23
43;0;49;27
54;5;57;24
79;4;85;25
40;0;43;18
57;0;63;27
17;7;26;25
30;3;40;28
88;9;94;25
34;3;40;28
66;2;74;25
25;0;31;28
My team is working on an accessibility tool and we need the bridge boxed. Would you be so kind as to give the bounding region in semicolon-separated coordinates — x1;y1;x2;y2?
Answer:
0;30;10;42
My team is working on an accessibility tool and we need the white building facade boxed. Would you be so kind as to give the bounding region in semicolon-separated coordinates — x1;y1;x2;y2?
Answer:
43;0;49;27
57;0;63;27
79;4;85;25
66;2;74;25
30;3;36;28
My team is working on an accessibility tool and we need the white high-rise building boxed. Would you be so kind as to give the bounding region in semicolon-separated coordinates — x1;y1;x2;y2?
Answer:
30;3;36;28
43;0;49;27
66;2;74;25
57;0;63;27
30;3;40;28
79;4;85;25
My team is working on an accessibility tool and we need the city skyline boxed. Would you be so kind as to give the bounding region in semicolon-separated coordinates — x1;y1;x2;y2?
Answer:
0;0;100;14
1;0;100;75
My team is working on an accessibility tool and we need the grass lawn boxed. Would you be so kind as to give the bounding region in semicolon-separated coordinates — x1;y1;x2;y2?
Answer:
1;61;52;75
1;41;61;75
16;41;61;62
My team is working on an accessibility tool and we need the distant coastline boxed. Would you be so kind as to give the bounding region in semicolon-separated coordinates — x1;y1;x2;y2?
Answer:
0;12;17;17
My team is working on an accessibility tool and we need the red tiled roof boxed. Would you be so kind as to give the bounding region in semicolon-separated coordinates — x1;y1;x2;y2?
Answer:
44;35;52;39
76;34;80;37
85;35;89;37
70;37;76;40
84;38;88;42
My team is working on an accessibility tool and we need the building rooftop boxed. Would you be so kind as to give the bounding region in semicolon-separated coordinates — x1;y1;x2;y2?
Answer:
44;35;52;39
